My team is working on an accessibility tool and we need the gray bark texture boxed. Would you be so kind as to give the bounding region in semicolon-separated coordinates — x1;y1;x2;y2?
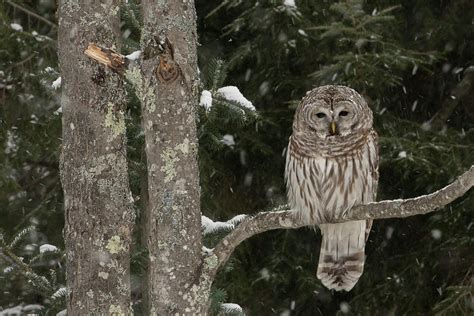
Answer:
58;1;134;314
210;165;474;278
138;0;203;314
71;1;474;313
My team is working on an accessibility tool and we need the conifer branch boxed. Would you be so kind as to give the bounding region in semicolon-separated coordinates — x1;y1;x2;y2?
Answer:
6;1;57;29
423;67;474;131
211;165;474;273
1;246;32;273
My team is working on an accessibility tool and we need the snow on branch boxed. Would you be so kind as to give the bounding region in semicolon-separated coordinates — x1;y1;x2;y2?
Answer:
216;86;255;111
201;214;247;236
210;165;474;273
39;244;58;254
199;86;256;112
220;303;244;315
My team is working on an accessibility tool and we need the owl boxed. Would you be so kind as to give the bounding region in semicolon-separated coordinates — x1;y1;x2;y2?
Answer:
285;85;379;291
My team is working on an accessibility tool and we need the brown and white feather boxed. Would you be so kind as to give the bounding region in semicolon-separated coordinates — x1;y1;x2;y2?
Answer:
285;85;379;291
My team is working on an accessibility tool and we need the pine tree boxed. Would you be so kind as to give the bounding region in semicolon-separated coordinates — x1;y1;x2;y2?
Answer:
1;0;473;314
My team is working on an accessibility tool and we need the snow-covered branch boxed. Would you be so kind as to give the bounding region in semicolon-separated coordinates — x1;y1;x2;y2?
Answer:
201;214;247;235
210;165;474;274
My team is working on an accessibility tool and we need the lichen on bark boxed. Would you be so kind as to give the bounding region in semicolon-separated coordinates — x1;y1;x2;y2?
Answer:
125;67;156;112
106;235;125;254
58;0;134;314
104;103;126;139
139;0;204;313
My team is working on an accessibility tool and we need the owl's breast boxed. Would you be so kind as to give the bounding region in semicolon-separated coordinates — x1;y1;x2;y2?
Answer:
284;135;378;225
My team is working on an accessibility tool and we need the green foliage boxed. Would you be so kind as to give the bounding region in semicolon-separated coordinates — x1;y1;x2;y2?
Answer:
8;225;37;250
198;58;265;218
433;285;474;316
120;0;142;53
210;287;228;314
0;225;65;314
1;0;473;314
198;0;474;314
0;1;63;312
309;2;436;96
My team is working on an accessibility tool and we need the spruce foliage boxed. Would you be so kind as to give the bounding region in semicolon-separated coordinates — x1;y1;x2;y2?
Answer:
1;0;473;314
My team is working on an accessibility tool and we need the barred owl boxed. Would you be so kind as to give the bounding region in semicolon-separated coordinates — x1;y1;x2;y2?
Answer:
285;85;379;291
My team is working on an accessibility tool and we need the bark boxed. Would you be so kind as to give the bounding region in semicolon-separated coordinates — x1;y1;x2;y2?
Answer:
82;14;474;315
209;165;474;277
58;1;134;314
138;1;203;314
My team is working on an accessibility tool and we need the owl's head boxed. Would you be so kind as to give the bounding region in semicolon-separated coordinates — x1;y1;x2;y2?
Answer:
294;85;373;139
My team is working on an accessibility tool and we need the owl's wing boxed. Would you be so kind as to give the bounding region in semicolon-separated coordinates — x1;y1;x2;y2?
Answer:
365;129;379;241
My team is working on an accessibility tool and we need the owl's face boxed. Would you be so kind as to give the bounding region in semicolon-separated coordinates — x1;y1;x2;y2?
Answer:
294;85;372;139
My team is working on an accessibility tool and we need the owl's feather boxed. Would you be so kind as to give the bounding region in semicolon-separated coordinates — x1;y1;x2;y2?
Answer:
285;85;379;291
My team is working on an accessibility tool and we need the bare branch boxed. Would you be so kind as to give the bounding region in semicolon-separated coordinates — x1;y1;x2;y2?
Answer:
211;165;474;273
6;1;57;29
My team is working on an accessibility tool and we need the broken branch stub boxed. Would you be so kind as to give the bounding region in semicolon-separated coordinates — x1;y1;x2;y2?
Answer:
84;43;128;74
84;41;181;83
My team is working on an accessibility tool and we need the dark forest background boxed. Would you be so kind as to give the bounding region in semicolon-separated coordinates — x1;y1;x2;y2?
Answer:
0;0;473;314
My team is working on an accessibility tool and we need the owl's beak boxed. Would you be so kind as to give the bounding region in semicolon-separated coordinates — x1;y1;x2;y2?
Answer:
330;121;338;135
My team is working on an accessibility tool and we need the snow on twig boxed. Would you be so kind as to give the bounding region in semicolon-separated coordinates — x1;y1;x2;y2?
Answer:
51;287;67;300
10;23;23;32
220;303;244;315
199;90;213;111
200;86;256;111
217;86;255;111
227;214;247;225
39;244;58;254
201;214;247;236
283;0;296;8
51;77;62;89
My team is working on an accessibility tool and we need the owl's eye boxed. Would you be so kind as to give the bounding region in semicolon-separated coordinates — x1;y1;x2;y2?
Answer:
316;112;326;118
339;111;349;117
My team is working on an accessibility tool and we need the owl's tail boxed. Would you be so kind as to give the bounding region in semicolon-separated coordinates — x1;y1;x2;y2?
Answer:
317;221;367;291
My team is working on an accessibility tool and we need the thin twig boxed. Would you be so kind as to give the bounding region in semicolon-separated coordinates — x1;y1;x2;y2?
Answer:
6;1;57;29
6;52;38;71
0;247;33;273
422;67;474;131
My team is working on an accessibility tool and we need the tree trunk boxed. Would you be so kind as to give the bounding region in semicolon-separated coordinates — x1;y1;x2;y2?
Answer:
58;1;134;314
138;0;203;313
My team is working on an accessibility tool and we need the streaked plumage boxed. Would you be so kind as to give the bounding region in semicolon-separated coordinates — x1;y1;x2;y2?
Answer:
285;85;379;291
